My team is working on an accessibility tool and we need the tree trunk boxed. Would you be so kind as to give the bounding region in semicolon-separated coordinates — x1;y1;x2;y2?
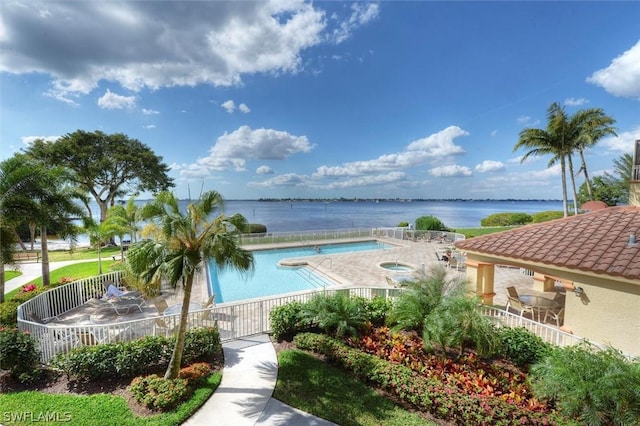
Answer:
164;273;194;379
567;155;580;215
560;156;569;217
29;222;36;251
579;149;593;200
0;259;5;303
41;225;51;286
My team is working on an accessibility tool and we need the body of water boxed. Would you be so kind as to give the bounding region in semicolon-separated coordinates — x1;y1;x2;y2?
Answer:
55;199;563;247
221;199;564;232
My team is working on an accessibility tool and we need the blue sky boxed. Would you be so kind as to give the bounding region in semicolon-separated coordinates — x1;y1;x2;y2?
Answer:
1;1;639;200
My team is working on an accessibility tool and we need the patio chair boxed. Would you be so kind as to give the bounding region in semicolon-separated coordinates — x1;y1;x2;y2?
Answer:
506;286;520;299
76;330;108;346
434;251;442;261
506;296;535;318
543;293;566;327
385;276;397;287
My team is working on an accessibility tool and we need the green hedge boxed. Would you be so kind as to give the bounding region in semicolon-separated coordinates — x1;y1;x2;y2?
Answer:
480;212;532;227
52;326;221;381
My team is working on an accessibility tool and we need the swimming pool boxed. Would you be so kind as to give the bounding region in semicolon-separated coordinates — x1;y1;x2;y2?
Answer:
209;241;392;303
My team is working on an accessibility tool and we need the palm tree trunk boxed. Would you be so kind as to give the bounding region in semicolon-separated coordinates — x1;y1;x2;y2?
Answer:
164;273;194;379
41;225;50;286
560;156;569;217
578;149;593;200
567;155;580;215
0;260;5;303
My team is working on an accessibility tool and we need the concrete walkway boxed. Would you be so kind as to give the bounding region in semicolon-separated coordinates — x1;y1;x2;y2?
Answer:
5;261;336;426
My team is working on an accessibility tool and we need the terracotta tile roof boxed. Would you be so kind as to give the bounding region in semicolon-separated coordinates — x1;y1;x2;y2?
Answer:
455;206;640;280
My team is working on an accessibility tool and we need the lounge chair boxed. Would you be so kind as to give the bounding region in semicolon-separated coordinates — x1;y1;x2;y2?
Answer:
506;286;519;299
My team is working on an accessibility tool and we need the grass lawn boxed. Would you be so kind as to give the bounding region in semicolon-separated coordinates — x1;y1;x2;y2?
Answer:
47;246;122;261
5;261;116;300
5;270;21;281
454;226;512;238
274;349;433;426
0;372;222;426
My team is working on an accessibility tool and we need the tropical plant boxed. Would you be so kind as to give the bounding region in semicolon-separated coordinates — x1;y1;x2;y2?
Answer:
577;175;625;206
423;295;500;358
300;293;367;338
514;102;616;216
0;156;42;302
108;196;142;242
530;343;640;425
387;265;466;334
126;191;254;379
2;157;86;286
24;130;174;223
572;108;617;200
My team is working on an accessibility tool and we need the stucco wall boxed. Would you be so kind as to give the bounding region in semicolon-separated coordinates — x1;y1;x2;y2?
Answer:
565;278;640;357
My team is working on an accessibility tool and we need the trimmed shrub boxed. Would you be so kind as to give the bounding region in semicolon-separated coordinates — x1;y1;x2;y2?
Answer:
0;327;41;382
128;374;191;410
415;215;447;231
531;210;565;223
180;326;222;364
52;327;221;381
397;221;409;227
270;301;309;341
480;212;532;227
0;301;20;327
499;327;551;369
178;362;212;385
247;223;267;234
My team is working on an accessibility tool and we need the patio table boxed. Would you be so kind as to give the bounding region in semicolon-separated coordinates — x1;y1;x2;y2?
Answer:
518;295;559;322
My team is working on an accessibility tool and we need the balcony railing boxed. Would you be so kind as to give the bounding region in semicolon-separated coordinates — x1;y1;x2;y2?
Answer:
633;165;640;181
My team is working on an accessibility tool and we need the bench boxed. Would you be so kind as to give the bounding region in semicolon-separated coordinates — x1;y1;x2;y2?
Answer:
14;252;40;262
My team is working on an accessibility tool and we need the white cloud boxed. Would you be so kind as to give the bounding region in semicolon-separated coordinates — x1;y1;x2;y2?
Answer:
256;165;274;174
249;173;307;187
601;127;640;153
587;40;640;99
221;100;236;113
490;130;498;137
332;3;379;44
180;125;314;177
313;126;468;178
528;164;561;179
516;115;540;127
142;108;159;115
429;165;472;177
21;135;59;146
475;160;505;173
324;171;406;189
564;97;589;107
97;89;136;109
238;103;251;113
144;124;156;129
1;1;378;100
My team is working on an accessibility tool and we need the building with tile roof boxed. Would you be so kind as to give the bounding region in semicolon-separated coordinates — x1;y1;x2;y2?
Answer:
455;141;640;357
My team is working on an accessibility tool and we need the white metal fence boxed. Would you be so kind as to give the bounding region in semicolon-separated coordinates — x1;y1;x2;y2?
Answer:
19;271;592;364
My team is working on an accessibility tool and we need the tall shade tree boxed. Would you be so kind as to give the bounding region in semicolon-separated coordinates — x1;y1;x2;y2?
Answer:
573;108;617;200
127;191;254;379
24;130;174;223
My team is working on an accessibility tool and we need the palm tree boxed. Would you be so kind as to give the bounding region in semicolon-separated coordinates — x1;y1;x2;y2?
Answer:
573;108;617;200
109;196;142;243
127;191;254;379
0;156;42;302
387;265;466;335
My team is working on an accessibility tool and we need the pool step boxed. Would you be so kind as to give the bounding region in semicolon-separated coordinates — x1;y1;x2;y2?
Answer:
292;267;334;289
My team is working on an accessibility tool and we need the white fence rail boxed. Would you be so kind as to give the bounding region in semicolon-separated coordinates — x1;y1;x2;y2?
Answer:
237;227;465;246
20;271;589;364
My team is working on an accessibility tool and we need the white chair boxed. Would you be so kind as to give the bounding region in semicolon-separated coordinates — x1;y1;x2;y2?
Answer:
506;296;535;318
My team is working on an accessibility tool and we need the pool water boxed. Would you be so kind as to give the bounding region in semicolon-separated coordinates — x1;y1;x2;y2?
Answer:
210;241;391;303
